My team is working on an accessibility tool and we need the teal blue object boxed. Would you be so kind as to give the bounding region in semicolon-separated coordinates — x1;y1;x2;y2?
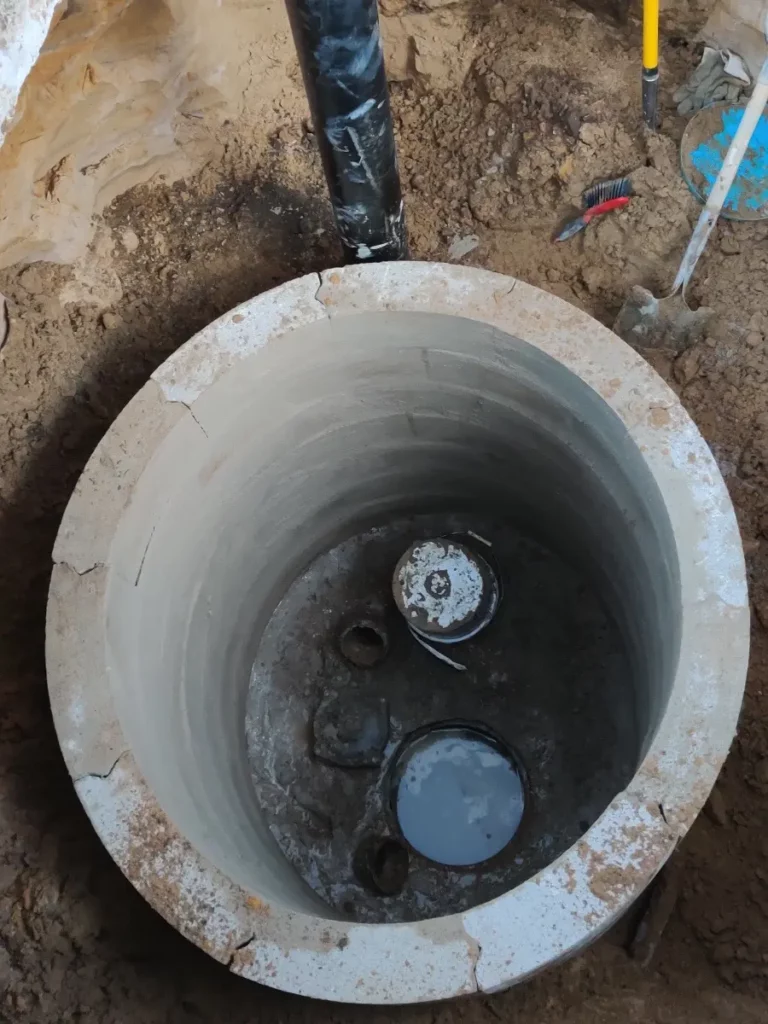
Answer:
681;102;768;221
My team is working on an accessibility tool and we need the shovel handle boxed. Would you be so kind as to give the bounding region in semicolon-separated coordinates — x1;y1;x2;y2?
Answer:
642;0;659;128
671;54;768;295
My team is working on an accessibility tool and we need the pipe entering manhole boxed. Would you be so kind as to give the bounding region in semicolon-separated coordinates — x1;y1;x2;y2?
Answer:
353;836;409;895
338;619;389;668
46;264;749;1002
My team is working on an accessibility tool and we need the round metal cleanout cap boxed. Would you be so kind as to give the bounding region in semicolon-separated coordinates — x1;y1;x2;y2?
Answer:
392;538;498;643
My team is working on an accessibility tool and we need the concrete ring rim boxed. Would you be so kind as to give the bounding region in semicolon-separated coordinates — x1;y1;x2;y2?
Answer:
46;262;749;1002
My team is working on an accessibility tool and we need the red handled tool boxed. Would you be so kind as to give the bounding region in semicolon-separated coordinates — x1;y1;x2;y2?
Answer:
554;177;632;242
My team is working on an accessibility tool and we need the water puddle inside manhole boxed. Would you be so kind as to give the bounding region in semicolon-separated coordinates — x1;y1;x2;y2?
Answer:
391;725;525;866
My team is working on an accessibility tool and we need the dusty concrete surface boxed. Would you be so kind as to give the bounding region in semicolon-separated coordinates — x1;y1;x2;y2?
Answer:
0;0;767;1018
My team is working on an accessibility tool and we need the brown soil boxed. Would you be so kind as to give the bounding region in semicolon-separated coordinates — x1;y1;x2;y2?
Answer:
2;0;768;1019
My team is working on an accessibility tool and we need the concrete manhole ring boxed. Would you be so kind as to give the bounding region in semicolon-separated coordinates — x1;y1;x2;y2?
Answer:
46;262;749;1003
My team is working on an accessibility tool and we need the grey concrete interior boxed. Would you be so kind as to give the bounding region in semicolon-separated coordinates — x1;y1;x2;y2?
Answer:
104;311;681;919
245;510;638;922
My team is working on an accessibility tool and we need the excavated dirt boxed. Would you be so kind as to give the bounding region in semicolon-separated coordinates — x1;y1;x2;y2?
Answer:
2;0;768;1019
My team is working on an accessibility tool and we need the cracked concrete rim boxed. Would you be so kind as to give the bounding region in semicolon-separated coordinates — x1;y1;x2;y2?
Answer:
45;262;749;1003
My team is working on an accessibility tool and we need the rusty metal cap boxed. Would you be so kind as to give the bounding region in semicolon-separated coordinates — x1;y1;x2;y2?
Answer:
392;538;498;642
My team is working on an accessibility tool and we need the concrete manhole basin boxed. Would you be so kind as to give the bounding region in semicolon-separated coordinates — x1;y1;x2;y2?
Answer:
46;263;749;1002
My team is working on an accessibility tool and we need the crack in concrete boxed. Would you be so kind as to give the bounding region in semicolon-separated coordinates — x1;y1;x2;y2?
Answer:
53;559;106;577
493;281;517;303
73;748;130;784
464;928;482;993
134;525;156;586
312;270;328;314
226;934;255;969
182;401;209;439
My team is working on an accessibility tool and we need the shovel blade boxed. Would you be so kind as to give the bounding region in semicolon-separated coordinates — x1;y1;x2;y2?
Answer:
614;285;714;352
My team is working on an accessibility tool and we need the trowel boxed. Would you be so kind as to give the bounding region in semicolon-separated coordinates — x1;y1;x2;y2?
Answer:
615;44;768;351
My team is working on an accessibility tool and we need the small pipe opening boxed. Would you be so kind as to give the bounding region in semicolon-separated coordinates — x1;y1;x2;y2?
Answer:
353;836;409;896
339;621;389;668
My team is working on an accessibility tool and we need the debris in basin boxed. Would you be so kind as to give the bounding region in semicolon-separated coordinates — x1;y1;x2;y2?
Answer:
392;537;499;644
409;630;467;670
313;690;390;768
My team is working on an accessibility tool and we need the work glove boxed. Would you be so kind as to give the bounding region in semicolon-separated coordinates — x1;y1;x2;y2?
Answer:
674;46;750;115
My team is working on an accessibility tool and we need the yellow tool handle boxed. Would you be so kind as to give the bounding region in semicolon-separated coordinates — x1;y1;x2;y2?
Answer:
643;0;659;70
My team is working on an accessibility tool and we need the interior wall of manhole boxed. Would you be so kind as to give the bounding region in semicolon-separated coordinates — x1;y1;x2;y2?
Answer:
105;309;681;920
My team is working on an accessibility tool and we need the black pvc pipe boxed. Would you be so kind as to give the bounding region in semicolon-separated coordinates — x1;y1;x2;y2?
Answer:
285;0;408;262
